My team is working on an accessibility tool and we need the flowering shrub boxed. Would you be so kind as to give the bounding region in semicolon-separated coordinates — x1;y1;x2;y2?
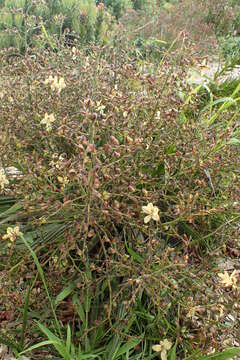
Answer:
0;30;240;358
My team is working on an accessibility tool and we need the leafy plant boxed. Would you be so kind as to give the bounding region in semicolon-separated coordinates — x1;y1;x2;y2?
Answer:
0;2;240;359
220;35;240;60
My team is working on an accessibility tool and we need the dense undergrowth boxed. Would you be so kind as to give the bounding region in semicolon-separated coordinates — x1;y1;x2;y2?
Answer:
0;1;240;359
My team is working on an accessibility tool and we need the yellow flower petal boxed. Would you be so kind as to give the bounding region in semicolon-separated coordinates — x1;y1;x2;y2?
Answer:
142;203;153;214
161;349;167;360
152;344;162;352
144;215;152;224
162;339;172;350
152;210;160;222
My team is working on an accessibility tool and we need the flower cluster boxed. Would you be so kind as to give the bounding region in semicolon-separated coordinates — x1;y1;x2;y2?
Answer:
49;153;66;170
57;176;69;190
0;168;9;190
2;226;23;244
218;270;238;289
44;75;66;94
40;113;56;132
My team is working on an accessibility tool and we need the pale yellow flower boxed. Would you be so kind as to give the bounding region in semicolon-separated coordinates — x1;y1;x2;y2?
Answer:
186;306;197;319
44;75;66;94
72;47;77;61
96;101;106;115
57;176;69;189
50;75;59;91
56;77;66;94
41;113;56;132
49;154;65;170
0;169;9;190
152;339;172;360
142;202;160;223
43;74;54;85
2;226;23;243
218;270;238;289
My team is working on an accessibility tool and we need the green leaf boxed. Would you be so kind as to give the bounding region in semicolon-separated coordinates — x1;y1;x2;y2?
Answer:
20;235;62;338
19;340;57;355
187;347;240;360
85;291;91;313
37;322;73;360
178;90;185;101
55;283;76;307
20;284;32;350
114;338;141;358
127;246;144;264
229;137;240;146
169;341;177;360
0;202;22;219
66;324;71;354
166;144;177;155
73;293;86;324
152;161;165;178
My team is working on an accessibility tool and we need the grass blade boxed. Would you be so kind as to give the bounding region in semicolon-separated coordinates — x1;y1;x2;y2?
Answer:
19;285;31;350
20;234;62;338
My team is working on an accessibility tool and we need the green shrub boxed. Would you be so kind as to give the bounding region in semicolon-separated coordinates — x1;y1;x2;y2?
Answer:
132;0;147;10
232;8;240;34
133;36;168;61
0;0;112;51
220;35;240;60
99;0;132;20
204;0;234;35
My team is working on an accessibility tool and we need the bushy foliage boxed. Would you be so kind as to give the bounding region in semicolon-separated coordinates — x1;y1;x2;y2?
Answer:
204;0;234;36
0;1;240;358
203;0;240;60
231;5;240;34
0;37;240;357
133;36;169;61
220;35;240;61
98;0;132;19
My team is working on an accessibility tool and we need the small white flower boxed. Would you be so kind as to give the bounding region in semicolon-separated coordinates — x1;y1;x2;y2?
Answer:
152;339;172;360
142;202;160;223
41;113;56;132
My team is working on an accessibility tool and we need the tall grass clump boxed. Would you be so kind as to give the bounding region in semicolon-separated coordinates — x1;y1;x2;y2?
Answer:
0;13;240;360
